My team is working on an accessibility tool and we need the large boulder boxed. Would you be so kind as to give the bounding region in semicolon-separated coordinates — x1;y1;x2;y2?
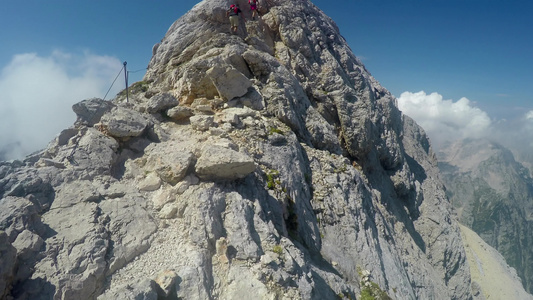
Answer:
206;66;252;101
0;196;42;242
72;98;115;126
143;142;195;185
12;229;44;260
190;115;215;131
100;107;150;138
145;93;179;113
64;127;119;176
167;106;193;120
195;145;255;180
51;180;102;209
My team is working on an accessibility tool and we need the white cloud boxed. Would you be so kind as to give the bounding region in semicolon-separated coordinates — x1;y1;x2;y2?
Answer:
0;51;124;160
397;91;492;148
525;110;533;120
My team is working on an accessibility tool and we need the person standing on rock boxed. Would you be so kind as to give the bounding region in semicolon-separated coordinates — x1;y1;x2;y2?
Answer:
226;4;246;33
249;0;258;20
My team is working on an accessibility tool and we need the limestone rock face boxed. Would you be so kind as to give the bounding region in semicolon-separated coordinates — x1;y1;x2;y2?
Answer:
0;0;510;299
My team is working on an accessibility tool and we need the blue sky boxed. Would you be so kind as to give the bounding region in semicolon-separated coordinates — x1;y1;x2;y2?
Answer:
326;0;533;120
1;0;532;159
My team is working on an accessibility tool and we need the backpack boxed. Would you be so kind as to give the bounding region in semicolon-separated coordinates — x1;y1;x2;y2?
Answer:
229;4;238;14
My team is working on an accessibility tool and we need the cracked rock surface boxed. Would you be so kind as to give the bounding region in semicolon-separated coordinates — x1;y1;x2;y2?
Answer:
0;0;516;299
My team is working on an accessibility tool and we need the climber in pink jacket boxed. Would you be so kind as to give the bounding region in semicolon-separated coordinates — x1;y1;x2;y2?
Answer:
226;4;246;33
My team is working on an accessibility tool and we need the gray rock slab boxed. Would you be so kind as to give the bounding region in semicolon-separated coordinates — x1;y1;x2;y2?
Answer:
97;278;158;300
100;107;150;138
99;197;158;275
195;145;255;180
190;115;214;131
145;93;179;113
167;106;193;120
51;180;102;209
144;143;195;185
12;229;43;260
207;66;252;101
65;127;119;176
72;98;115;126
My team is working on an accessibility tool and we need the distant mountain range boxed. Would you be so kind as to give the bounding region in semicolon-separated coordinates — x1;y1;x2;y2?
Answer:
438;138;533;293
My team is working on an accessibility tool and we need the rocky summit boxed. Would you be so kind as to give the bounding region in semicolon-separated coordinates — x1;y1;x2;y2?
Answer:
0;0;509;299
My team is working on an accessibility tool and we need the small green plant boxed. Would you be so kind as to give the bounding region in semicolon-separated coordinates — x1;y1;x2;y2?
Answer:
360;288;374;300
336;291;354;300
359;281;392;300
118;80;150;97
273;245;283;256
268;127;283;135
130;81;150;93
334;163;348;173
266;169;280;190
357;267;392;300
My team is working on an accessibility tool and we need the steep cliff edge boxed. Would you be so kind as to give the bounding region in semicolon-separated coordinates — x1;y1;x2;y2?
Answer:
1;0;474;299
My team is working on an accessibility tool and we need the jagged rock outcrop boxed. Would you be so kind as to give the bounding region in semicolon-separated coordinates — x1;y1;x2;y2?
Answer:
0;0;483;299
438;138;533;293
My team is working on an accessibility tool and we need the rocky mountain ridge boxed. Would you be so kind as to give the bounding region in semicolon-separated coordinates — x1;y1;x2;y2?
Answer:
1;0;524;299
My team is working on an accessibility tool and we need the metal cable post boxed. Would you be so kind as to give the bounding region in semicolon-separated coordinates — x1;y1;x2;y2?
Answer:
123;61;129;103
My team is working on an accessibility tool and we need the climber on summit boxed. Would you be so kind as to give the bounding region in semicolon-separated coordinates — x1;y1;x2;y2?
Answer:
249;0;258;20
226;4;246;33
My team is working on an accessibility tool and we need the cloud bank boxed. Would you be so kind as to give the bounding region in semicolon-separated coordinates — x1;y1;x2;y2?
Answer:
397;91;492;149
0;51;123;160
494;110;533;150
398;91;533;163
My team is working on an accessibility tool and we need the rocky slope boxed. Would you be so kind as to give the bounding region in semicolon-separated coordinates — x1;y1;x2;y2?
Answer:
460;224;533;299
0;0;478;299
438;138;533;293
